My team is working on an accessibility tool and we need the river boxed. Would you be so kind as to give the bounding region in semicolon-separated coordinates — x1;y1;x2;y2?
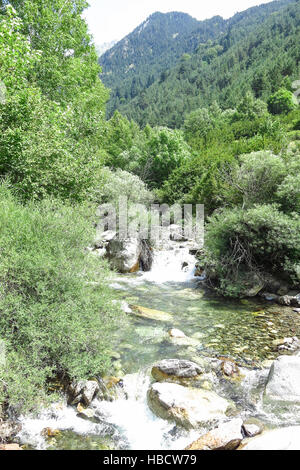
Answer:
18;242;300;449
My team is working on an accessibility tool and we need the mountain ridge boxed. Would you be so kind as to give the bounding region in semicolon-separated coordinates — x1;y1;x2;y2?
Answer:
103;0;298;127
99;11;226;116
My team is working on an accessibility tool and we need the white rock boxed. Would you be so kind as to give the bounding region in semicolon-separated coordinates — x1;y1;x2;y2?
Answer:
148;382;232;429
241;427;300;450
264;355;300;403
168;328;186;338
186;418;243;450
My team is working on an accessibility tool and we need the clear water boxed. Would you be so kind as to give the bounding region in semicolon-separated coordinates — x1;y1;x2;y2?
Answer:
18;244;300;450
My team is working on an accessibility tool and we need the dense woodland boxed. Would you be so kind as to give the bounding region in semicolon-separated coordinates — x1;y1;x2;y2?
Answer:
0;0;300;412
100;0;297;123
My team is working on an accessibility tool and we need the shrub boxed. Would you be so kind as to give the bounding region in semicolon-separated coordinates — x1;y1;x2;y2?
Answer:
94;168;154;206
268;88;297;115
277;151;300;213
205;204;300;297
124;126;191;188
0;185;124;412
219;151;287;208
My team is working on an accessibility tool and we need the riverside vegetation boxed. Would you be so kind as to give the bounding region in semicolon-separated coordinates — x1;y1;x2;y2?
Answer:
0;0;300;442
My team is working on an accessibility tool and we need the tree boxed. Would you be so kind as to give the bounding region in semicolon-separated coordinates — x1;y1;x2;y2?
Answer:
183;108;215;146
3;0;103;106
125;126;191;188
102;111;139;169
235;92;268;121
205;204;300;297
219;151;287;208
0;3;109;202
268;88;297;115
0;4;39;89
0;185;123;411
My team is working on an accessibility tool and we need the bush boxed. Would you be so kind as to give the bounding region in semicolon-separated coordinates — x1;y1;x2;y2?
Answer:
205;204;300;297
0;185;123;412
95;168;154;206
157;147;235;214
276;151;300;213
268;88;297;115
219;150;287;208
124;126;191;188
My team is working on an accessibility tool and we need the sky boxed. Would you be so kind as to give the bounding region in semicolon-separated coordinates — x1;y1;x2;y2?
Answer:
84;0;274;46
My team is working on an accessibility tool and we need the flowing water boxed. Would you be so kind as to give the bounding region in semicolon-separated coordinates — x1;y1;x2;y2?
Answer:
18;242;300;450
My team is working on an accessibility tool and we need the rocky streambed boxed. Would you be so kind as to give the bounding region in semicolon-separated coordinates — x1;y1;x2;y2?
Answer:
2;229;300;450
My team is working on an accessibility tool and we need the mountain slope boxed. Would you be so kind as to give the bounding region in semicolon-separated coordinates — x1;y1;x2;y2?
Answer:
99;11;226;116
96;40;117;56
117;0;299;128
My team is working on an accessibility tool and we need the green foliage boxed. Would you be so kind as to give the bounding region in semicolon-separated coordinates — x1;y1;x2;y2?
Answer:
157;145;235;213
0;4;109;203
0;87;106;202
117;1;299;128
234;92;268;120
276;151;300;212
100;11;225;117
204;145;300;296
0;185;124;412
0;5;40;89
5;0;103;106
102;111;140;169
268;87;298;114
219;151;287;208
124;126;191;188
205;204;300;297
183;108;215;146
95;168;154;206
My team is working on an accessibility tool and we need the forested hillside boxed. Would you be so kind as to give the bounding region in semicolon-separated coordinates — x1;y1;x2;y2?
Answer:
109;0;298;127
100;11;227;116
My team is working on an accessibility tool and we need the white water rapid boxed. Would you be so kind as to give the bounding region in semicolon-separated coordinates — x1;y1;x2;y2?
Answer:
141;243;198;284
18;373;199;450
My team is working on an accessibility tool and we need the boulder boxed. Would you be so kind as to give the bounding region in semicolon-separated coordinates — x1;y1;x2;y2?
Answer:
94;230;116;248
220;360;240;378
0;421;22;444
278;295;293;306
277;336;300;352
148;382;233;429
93;230;153;273
168;328;186;338
132;305;173;322
264;355;300;403
67;380;99;406
263;274;287;295
185;418;243;450
278;295;300;307
242;418;264;438
107;237;141;273
151;359;203;384
76;404;100;424
242;273;265;297
240;427;300;450
139;240;152;272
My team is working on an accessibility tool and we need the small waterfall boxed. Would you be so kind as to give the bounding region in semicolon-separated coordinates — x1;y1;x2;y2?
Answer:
141;241;198;284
